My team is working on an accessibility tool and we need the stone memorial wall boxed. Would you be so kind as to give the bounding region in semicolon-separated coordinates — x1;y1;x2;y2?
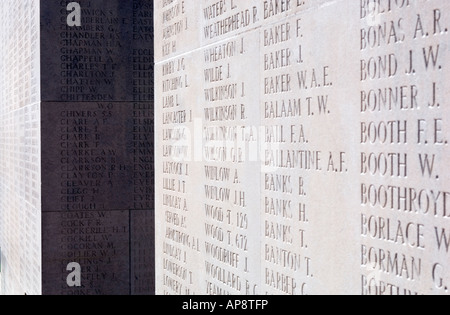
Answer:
0;0;154;295
155;0;450;295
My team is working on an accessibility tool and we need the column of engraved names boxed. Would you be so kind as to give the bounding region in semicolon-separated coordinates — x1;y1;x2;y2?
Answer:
202;0;261;295
132;102;154;294
47;103;136;295
202;38;250;296
260;10;306;295
56;0;127;210
132;0;154;103
160;55;196;294
359;1;450;295
53;210;129;295
59;108;124;212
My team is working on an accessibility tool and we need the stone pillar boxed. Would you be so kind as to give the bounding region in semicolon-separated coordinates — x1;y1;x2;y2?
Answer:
154;0;450;295
0;0;154;295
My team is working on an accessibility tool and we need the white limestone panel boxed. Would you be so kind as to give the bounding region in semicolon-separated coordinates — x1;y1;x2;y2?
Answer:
155;0;450;295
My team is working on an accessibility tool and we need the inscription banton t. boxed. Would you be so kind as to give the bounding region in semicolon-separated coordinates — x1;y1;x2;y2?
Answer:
41;0;154;295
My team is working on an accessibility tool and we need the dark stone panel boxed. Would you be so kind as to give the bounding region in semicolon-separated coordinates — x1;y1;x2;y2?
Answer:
40;0;154;102
41;100;154;294
42;210;131;295
130;210;155;295
41;101;155;212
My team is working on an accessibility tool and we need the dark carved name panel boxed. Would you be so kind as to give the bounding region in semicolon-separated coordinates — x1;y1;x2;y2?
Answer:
154;0;450;295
